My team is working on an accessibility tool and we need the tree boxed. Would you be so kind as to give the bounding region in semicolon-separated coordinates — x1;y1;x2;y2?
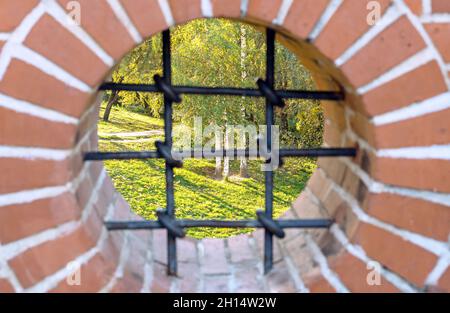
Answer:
106;18;324;174
106;35;163;119
103;75;123;122
239;24;249;178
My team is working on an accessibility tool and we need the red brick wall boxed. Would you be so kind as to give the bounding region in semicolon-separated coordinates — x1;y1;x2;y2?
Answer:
0;0;448;293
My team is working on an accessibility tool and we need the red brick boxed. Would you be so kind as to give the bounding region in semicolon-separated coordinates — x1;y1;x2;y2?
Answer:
51;255;112;292
168;0;202;25
322;188;346;217
203;275;229;292
0;193;81;244
95;182;117;215
89;161;105;187
111;193;135;220
323;100;346;130
0;59;92;118
317;158;347;186
436;267;450;292
247;0;283;24
0;279;15;293
341;166;364;200
279;210;302;243
362;61;447;116
25;14;109;87
150;262;171;292
94;181;115;218
177;238;197;263
341;16;426;87
152;229;167;264
178;261;201;292
404;0;423;15
307;171;331;201
353;223;438;287
329;252;399;292
9;224;99;288
0;106;77;149
253;229;284;263
285;237;316;275
233;266;265;292
120;0;167;38
374;108;450;148
75;171;95;210
323;122;343;146
111;270;143;293
292;192;323;219
282;0;329;39
316;0;392;60
333;200;361;240
432;0;450;13
0;158;73;194
349;111;377;146
51;238;120;292
211;0;241;18
364;193;450;242
58;0;135;60
424;23;450;63
202;238;229;275
373;158;450;194
227;235;255;263
0;0;38;32
266;264;297;293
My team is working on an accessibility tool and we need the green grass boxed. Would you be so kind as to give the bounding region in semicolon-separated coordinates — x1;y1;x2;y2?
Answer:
98;106;164;135
98;105;316;238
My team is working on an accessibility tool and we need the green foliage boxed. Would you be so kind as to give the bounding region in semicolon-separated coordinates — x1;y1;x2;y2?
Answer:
109;18;323;148
107;34;163;117
295;104;324;148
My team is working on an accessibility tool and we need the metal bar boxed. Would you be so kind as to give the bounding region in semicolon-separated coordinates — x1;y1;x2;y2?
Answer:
264;28;276;274
84;148;357;161
84;151;160;160
161;29;177;276
96;26;346;277
105;219;333;230
99;83;344;101
156;209;186;238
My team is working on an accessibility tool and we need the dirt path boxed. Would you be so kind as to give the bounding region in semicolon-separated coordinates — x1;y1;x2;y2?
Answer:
98;130;163;138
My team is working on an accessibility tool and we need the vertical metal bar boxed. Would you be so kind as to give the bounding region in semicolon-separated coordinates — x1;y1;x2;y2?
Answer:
264;28;275;274
162;29;177;276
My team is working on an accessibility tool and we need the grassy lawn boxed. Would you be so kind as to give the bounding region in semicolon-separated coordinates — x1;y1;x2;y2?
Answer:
98;105;316;239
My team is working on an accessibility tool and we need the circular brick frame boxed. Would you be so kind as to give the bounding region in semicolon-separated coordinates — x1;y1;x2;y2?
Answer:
0;0;449;293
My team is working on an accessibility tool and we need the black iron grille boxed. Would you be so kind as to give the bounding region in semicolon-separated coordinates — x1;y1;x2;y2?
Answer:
84;28;356;276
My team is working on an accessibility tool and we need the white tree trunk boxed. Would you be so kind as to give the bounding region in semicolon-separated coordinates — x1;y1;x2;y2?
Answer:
215;129;222;179
223;129;230;179
239;25;249;178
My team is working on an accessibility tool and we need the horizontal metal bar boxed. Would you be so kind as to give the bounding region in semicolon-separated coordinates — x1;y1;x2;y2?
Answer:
84;148;356;161
84;151;160;160
99;83;344;101
105;218;333;230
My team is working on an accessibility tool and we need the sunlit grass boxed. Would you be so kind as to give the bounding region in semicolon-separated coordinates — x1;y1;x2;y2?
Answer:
98;105;316;238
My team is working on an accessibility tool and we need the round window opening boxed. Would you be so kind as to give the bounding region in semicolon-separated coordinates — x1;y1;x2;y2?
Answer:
97;18;324;239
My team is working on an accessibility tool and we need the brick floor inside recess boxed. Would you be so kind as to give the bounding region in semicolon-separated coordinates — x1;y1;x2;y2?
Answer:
105;196;317;293
95;183;328;294
135;228;311;293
